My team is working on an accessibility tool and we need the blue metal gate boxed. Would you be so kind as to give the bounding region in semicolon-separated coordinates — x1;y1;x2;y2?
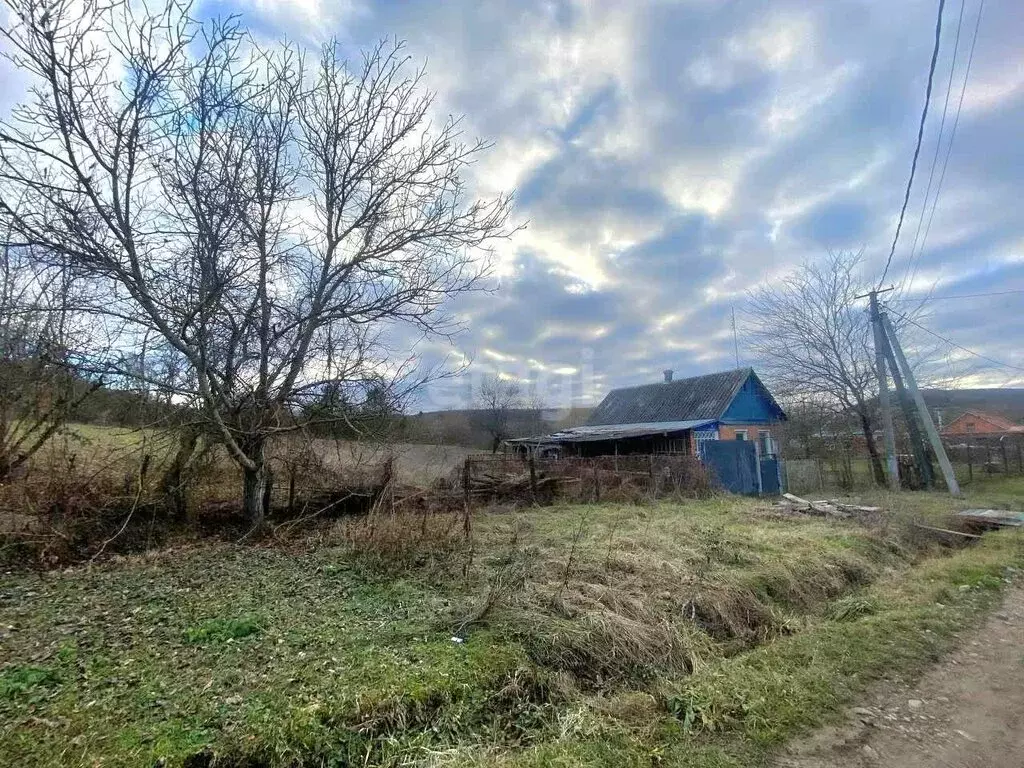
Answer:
700;440;759;495
760;457;781;495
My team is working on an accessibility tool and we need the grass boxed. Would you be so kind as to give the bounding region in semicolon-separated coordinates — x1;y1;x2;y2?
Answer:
1;480;1023;767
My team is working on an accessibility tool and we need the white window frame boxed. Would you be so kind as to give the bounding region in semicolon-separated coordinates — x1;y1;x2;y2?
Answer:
735;429;748;441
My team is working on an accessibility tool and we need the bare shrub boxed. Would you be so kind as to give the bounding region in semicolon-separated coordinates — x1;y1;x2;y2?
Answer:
0;437;153;566
331;506;470;573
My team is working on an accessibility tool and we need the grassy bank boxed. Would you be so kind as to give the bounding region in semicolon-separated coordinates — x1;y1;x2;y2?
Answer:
1;483;1022;767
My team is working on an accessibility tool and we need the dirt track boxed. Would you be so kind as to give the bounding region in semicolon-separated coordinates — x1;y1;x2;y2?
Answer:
774;585;1024;768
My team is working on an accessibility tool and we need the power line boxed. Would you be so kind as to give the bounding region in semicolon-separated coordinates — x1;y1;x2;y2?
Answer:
879;0;947;287
890;288;1024;302
901;0;965;291
886;307;1024;372
906;0;986;292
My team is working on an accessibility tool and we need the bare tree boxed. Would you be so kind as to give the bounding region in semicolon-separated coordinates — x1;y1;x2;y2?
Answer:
0;207;100;480
0;0;515;523
476;375;522;453
746;252;889;485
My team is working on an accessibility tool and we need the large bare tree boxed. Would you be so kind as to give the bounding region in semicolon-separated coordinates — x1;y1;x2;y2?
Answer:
746;252;889;484
0;0;514;522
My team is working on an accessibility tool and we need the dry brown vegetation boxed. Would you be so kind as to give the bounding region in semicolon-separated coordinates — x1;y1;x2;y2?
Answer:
2;415;1023;767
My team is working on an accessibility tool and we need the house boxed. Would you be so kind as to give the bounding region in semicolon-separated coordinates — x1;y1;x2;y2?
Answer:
922;388;1024;426
507;367;787;459
940;410;1024;438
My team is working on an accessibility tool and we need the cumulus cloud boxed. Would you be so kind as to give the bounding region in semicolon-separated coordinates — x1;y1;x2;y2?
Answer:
3;0;1021;404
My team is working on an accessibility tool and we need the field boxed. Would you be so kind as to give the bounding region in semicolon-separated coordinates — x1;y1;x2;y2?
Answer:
3;477;1024;767
62;423;478;485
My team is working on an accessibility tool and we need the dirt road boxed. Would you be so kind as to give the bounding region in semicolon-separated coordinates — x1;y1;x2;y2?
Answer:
774;586;1024;768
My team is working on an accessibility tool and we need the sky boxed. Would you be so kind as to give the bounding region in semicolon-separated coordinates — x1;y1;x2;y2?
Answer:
2;0;1022;411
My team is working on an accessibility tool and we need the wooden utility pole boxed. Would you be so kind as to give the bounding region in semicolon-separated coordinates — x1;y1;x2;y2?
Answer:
865;289;900;490
879;313;961;495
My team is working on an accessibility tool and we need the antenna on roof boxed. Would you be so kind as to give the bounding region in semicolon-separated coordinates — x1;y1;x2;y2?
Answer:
731;306;740;367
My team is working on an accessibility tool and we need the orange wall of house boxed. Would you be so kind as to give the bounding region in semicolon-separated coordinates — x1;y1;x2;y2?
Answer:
719;424;779;442
943;415;1004;436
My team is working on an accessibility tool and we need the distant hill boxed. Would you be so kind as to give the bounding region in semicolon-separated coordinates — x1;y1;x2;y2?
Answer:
921;389;1024;426
405;406;594;449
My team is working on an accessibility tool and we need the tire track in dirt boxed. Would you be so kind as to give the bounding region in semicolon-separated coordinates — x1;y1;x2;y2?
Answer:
774;585;1024;768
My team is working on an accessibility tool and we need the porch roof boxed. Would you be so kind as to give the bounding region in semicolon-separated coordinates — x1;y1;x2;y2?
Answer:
506;419;717;445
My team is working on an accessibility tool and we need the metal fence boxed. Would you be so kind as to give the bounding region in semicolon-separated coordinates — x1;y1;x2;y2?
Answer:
943;437;1024;485
782;436;1024;495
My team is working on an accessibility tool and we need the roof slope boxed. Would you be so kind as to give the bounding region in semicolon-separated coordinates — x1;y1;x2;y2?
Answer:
588;368;755;426
944;410;1024;433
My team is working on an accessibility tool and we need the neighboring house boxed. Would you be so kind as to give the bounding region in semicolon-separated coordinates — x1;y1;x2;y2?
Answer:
507;367;787;459
940;410;1024;438
923;388;1024;426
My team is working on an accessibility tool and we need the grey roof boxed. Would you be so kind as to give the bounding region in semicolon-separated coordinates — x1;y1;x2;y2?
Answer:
506;419;717;444
587;367;754;426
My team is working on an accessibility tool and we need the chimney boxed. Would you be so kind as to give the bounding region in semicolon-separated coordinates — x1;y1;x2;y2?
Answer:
663;369;673;383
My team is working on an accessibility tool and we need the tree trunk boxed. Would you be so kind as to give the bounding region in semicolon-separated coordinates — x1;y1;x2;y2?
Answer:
858;412;886;487
160;428;200;522
241;441;272;525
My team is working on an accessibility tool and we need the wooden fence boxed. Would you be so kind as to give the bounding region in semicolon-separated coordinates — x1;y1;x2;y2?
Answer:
461;453;712;504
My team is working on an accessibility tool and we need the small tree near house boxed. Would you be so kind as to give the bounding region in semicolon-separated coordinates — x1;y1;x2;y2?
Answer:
0;0;515;523
476;375;523;453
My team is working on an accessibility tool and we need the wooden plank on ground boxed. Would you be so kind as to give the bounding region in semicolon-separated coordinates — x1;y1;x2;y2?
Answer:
956;509;1024;527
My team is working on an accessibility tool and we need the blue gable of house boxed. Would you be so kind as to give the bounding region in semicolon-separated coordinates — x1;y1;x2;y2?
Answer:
719;372;786;424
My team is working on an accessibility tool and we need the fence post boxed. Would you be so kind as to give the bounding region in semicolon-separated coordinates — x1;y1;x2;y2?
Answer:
1018;441;1023;475
528;455;538;503
966;442;973;483
593;464;601;502
1001;439;1009;475
816;458;824;492
461;458;472;543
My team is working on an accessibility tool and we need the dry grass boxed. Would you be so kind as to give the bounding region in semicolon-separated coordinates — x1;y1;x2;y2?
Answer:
433;495;939;693
3;478;1023;767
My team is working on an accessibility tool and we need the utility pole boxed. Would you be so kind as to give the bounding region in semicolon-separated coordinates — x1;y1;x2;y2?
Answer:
861;288;900;490
879;313;961;495
878;324;934;489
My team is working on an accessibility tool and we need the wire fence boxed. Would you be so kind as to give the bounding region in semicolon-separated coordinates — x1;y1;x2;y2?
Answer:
783;436;1024;495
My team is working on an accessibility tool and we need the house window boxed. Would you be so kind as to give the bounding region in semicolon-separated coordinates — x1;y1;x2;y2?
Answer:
966;423;975;433
758;430;772;455
735;430;748;441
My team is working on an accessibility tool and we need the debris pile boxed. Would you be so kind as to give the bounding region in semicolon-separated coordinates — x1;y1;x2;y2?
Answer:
463;466;562;503
776;492;882;518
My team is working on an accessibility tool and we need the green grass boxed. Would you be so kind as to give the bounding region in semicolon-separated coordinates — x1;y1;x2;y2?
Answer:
2;480;1023;767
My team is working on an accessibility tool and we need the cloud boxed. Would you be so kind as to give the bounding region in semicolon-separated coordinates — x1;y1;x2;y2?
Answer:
3;0;1021;404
